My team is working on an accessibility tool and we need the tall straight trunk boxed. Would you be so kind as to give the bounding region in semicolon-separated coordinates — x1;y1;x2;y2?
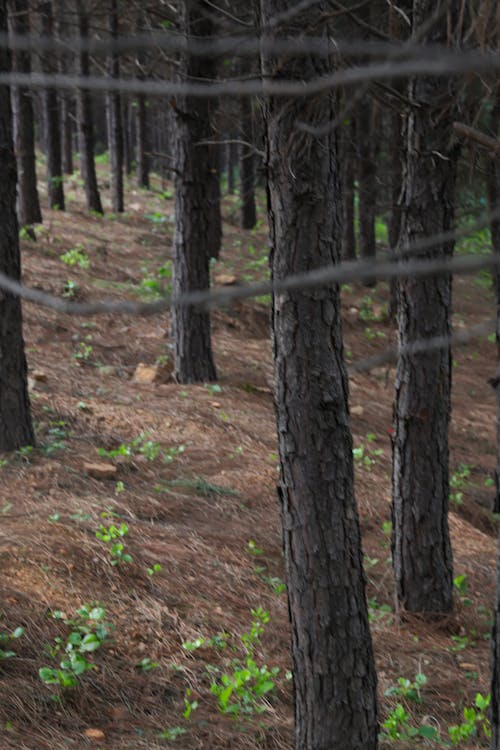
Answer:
391;0;458;615
171;0;217;383
207;142;221;259
240;89;257;229
60;93;73;175
122;96;132;175
136;94;149;189
107;0;123;212
486;98;500;514
39;1;64;210
388;107;403;319
342;114;356;260
9;0;41;226
226;136;237;194
75;0;103;214
260;3;378;749
357;97;376;266
0;0;35;450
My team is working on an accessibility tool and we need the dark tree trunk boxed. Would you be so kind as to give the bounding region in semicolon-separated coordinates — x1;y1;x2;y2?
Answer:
260;3;378;749
136;94;150;188
0;0;35;450
122;96;132;175
357;98;376;268
240;92;257;229
170;0;217;384
60;93;73;175
107;0;123;212
391;0;458;615
207;142;222;259
486;98;500;514
75;0;103;214
342;115;356;260
39;1;64;210
9;0;42;226
226;136;237;194
388;108;403;319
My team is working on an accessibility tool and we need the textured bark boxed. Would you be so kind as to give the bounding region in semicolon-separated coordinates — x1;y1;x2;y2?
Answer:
341;115;356;260
9;0;41;226
75;0;103;214
388;108;403;319
171;0;217;383
240;92;257;229
0;0;35;450
486;97;500;514
122;96;132;175
207;142;222;259
260;3;378;748
60;93;73;175
107;0;123;213
391;0;458;615
226;136;237;194
39;1;64;210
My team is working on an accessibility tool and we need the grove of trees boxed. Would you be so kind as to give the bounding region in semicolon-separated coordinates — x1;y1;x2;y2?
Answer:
0;0;500;748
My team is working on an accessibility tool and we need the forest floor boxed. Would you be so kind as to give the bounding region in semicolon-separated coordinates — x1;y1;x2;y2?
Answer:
0;162;498;749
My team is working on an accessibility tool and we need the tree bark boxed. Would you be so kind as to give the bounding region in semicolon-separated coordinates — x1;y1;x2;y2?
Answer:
259;2;378;748
0;0;35;450
170;0;217;384
75;0;103;214
240;90;257;229
39;1;64;210
8;0;42;226
342;114;357;260
388;107;403;319
226;136;237;194
357;97;376;270
207;142;222;259
122;95;132;175
391;0;458;615
107;0;123;212
135;93;150;188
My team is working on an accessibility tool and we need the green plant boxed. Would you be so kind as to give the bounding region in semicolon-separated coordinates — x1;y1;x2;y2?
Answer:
41;420;69;454
136;657;159;672
138;261;172;300
73;335;94;364
0;626;24;659
39;605;110;692
98;433;184;464
384;673;427;703
62;279;79;299
95;520;133;565
147;563;162;576
449;463;473;506
159;727;187;740
380;703;438;743
353;434;383;470
60;246;90;269
448;693;491;744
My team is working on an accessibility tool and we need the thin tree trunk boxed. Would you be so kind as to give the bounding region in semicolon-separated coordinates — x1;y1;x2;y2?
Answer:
391;0;459;615
0;0;35;450
240;89;257;229
260;2;378;748
60;93;73;175
226;136;237;194
39;1;64;210
342;114;356;260
357;97;376;269
122;96;132;175
107;0;123;212
388;107;403;319
171;0;217;383
75;0;103;214
9;0;41;226
207;142;222;259
136;95;149;188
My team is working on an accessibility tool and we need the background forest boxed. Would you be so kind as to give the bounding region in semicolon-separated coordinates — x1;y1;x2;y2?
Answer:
0;0;500;748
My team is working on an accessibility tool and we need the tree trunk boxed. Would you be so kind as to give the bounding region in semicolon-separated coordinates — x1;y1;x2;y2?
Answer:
60;93;73;175
391;0;458;615
226;136;237;194
357;97;376;270
122;96;132;175
75;0;103;214
240;91;257;229
388;107;403;319
39;1;64;210
9;0;42;227
0;0;35;450
260;3;378;749
342;114;356;260
486;98;500;513
136;94;150;188
207;142;222;259
170;0;217;384
107;0;123;213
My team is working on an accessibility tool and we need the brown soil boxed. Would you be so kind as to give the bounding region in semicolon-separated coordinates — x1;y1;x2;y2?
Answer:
0;165;497;749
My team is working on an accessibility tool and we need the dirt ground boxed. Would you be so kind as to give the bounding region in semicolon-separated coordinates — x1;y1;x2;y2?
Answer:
0;164;498;749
